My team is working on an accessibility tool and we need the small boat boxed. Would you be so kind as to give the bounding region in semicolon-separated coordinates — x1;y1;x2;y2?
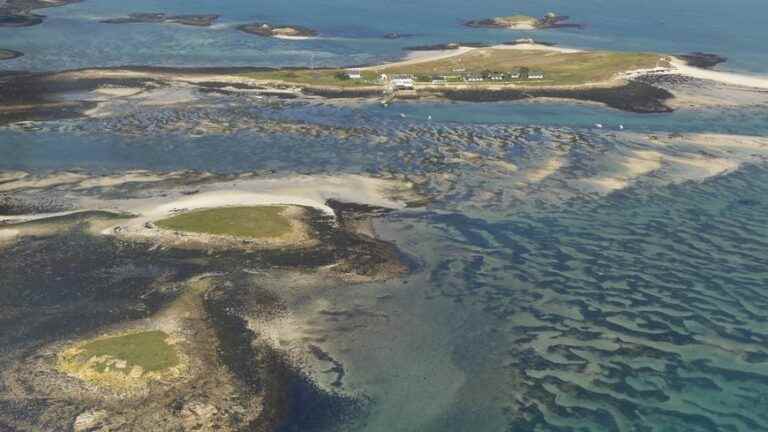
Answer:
618;124;624;130
594;123;603;129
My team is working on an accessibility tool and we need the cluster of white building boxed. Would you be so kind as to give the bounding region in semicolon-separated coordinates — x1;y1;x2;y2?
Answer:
343;69;545;90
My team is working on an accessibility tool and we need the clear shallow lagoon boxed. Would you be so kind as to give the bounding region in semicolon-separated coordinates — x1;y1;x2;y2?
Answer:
1;0;768;431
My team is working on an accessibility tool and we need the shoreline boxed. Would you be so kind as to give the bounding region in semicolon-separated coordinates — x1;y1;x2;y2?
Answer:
1;46;764;122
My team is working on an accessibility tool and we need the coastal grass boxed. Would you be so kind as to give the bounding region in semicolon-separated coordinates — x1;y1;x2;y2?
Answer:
238;49;663;89
155;205;294;239
240;69;380;87
380;49;664;86
495;15;539;24
76;331;179;373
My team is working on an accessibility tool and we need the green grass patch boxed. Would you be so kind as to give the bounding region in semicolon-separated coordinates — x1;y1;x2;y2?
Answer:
238;49;663;88
240;69;381;87
77;331;178;373
495;15;538;24
379;49;663;86
155;205;294;239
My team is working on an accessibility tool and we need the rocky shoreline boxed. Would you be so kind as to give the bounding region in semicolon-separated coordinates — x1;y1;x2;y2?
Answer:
237;22;317;38
466;13;583;30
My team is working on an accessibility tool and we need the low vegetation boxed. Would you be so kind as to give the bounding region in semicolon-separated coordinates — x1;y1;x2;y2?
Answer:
240;68;380;87
155;205;295;239
238;48;663;89
74;331;179;373
379;49;664;86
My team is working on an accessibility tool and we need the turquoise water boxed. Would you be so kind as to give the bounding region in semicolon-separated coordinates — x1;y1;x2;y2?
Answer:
2;0;768;431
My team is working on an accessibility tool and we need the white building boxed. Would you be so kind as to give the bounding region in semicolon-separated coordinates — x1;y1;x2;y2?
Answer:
346;69;362;79
391;78;415;90
528;71;544;79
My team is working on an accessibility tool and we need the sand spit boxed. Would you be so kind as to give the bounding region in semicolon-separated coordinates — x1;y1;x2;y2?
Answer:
670;58;768;90
581;133;768;193
0;171;419;248
369;43;581;71
586;150;663;191
0;170;181;192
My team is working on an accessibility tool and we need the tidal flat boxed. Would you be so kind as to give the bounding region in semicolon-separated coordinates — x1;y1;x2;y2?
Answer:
2;0;768;430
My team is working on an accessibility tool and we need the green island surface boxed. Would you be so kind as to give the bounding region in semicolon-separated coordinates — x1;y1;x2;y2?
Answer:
155;205;293;239
493;15;539;25
239;48;665;88
74;331;179;373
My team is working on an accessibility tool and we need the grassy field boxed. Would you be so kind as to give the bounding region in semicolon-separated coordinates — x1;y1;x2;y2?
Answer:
494;15;539;25
155;206;294;239
238;49;663;88
240;69;380;87
379;49;664;86
76;331;178;373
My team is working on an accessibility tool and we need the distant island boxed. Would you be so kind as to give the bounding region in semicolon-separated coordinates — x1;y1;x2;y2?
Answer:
466;12;583;30
0;0;81;27
0;49;23;60
101;13;220;27
237;22;317;38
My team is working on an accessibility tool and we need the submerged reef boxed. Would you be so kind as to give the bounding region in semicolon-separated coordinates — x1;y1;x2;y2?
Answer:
100;13;220;27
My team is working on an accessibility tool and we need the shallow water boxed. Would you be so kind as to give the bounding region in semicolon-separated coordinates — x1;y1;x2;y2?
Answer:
2;0;768;431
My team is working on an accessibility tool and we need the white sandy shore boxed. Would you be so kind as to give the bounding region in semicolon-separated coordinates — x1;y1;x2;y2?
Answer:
366;43;582;71
273;35;316;40
669;58;768;90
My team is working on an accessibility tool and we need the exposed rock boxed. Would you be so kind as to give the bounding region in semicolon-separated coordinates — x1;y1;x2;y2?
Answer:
677;52;727;69
73;409;108;432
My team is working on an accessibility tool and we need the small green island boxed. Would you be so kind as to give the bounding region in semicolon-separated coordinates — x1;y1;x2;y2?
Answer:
155;206;294;239
466;12;582;30
57;330;184;390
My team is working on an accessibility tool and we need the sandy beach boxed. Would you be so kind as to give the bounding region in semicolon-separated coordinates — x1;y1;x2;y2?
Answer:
669;57;768;89
366;43;583;71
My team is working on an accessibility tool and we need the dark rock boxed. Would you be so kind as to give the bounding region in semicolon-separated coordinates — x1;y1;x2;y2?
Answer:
677;52;727;69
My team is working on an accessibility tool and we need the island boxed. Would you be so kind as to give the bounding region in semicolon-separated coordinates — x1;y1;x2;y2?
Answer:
0;171;420;431
0;49;23;61
0;0;81;27
231;44;672;112
237;22;318;38
466;12;583;30
3;43;759;123
101;13;220;27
